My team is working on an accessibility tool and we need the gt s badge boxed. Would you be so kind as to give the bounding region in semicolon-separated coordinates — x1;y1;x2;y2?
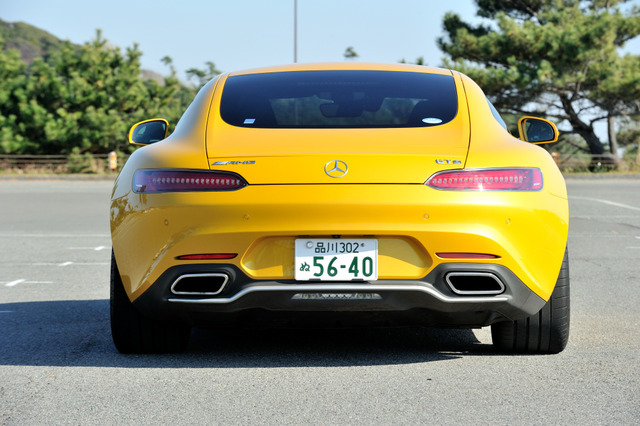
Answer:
436;159;462;165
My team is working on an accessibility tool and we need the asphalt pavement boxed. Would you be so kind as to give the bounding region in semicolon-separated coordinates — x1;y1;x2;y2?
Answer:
0;177;639;424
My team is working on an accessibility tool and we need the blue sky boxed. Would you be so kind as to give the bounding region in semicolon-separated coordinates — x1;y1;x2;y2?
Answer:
2;0;639;83
1;0;484;80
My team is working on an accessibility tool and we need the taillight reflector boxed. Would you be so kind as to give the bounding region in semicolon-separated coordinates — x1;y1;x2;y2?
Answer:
426;168;543;191
176;254;238;260
133;170;248;193
437;253;500;260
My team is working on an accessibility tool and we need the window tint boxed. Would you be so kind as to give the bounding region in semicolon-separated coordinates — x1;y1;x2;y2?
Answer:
220;71;458;128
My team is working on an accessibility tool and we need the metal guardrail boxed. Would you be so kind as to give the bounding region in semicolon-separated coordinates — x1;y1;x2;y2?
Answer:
0;154;129;173
0;154;69;166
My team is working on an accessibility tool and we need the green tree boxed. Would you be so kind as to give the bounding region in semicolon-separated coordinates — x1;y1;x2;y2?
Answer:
0;31;197;155
439;0;640;168
343;46;359;60
145;55;197;136
27;31;151;154
617;114;640;167
399;56;426;65
0;35;29;153
186;61;221;89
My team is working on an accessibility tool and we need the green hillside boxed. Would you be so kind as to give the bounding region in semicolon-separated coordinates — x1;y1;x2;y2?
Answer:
0;18;69;63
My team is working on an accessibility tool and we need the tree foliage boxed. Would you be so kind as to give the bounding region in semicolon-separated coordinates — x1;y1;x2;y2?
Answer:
439;0;640;167
343;46;359;60
186;61;221;89
0;30;199;155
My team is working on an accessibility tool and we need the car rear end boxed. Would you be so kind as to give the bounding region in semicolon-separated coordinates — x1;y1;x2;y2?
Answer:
111;64;568;333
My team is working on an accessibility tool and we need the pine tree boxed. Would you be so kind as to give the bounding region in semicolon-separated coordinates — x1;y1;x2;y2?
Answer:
439;0;640;168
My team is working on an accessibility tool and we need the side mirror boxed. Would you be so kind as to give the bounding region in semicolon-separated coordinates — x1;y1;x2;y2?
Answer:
128;119;169;146
517;116;559;144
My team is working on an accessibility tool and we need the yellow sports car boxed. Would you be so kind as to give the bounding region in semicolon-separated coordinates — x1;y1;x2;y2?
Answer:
110;63;569;354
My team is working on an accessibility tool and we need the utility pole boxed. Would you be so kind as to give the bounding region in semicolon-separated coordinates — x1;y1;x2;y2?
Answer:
293;0;298;63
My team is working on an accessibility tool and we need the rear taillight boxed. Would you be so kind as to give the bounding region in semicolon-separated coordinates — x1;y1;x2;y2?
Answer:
437;253;500;260
425;168;543;191
133;170;248;193
176;253;237;260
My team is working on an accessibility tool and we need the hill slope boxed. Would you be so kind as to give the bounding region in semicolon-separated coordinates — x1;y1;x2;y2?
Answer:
0;19;67;63
0;18;165;83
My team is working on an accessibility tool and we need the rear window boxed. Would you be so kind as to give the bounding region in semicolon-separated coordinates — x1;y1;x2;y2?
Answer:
219;70;458;128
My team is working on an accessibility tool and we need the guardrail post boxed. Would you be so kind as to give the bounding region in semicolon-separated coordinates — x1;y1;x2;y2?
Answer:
109;151;117;172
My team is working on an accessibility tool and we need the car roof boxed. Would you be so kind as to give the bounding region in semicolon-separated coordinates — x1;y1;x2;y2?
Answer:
227;62;454;77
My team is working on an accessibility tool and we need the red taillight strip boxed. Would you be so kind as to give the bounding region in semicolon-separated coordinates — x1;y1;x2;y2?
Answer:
133;170;248;193
437;253;500;260
177;254;238;260
425;168;543;191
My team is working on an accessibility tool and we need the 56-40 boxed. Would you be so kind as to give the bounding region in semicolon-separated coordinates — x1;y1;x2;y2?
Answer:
311;255;374;278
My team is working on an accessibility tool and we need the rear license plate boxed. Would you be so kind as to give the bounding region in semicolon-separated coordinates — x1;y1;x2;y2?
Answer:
295;238;378;281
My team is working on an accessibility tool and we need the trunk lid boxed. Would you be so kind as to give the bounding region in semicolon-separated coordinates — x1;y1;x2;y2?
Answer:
206;123;469;185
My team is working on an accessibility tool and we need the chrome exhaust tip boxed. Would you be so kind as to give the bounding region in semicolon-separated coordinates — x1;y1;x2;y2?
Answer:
445;272;506;295
170;273;229;296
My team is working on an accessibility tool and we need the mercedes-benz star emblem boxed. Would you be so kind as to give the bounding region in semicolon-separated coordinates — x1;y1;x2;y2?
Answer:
324;160;348;178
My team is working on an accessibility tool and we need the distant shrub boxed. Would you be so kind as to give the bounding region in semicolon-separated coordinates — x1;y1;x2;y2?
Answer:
67;147;97;174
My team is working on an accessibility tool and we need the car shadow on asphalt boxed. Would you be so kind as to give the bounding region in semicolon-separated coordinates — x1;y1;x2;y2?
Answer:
0;300;496;368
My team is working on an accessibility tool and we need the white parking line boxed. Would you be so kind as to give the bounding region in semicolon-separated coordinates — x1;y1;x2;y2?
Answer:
68;246;110;251
570;234;636;238
571;215;640;219
25;262;109;266
3;279;54;287
571;196;640;212
0;233;110;238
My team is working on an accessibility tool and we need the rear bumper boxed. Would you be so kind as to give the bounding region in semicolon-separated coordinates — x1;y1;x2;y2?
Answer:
112;183;568;303
133;262;546;328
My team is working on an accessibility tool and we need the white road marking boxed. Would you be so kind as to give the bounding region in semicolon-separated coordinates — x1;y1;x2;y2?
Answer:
3;279;54;287
68;246;110;251
571;215;640;219
570;234;636;238
0;233;109;238
24;262;109;266
571;196;640;212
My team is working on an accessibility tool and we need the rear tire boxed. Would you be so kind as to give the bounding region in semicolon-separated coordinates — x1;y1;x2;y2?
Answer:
491;248;570;354
110;252;190;353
